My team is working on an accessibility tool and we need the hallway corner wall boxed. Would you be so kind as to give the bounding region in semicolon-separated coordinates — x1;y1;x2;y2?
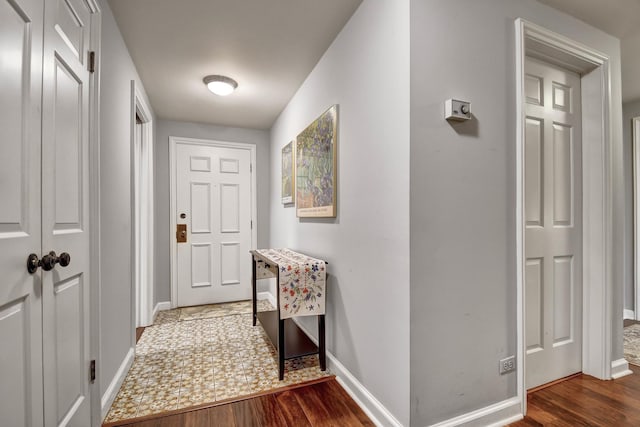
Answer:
269;0;411;425
410;1;624;425
97;0;156;406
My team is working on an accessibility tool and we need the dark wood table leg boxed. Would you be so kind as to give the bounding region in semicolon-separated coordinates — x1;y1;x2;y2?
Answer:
251;257;257;326
278;317;285;380
319;314;326;371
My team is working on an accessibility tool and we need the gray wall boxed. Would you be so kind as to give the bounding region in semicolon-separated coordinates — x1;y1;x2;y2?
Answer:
98;0;155;399
409;1;624;426
154;120;270;303
269;1;410;425
624;100;640;312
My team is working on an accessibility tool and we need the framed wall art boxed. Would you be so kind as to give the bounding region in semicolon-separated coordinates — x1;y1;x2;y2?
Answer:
281;141;294;204
295;105;338;218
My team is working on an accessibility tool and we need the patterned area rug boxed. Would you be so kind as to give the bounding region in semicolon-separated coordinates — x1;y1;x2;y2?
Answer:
103;300;330;423
624;323;640;366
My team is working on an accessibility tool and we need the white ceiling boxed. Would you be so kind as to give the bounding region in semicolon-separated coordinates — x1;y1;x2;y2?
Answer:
537;0;640;102
109;0;640;130
107;0;362;130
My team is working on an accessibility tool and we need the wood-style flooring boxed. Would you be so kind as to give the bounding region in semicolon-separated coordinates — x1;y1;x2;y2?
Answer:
104;378;373;427
511;367;640;426
135;327;145;343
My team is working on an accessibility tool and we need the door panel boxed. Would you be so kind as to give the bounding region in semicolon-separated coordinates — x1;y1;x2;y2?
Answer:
525;57;583;389
220;183;240;232
41;0;92;424
53;56;82;230
0;0;44;424
176;143;252;307
525;258;543;353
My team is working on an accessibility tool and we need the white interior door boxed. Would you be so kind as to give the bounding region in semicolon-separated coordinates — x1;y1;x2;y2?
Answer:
524;57;583;389
41;0;92;424
0;0;44;424
175;142;253;307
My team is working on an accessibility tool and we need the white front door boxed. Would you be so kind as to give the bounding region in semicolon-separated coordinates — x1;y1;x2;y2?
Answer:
524;57;583;389
175;142;253;307
41;0;93;424
0;0;44;424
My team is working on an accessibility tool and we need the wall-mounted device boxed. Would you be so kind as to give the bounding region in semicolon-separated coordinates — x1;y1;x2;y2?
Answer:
445;99;471;121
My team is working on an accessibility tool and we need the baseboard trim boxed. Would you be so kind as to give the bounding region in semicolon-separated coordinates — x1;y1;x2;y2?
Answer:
624;309;635;320
152;301;171;321
291;318;403;427
257;291;277;308
427;397;522;427
611;358;633;379
101;347;135;420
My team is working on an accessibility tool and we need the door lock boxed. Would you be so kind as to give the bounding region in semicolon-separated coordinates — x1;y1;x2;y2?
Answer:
176;224;187;243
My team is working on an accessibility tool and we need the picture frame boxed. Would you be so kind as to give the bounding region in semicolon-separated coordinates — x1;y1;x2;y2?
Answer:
281;140;294;204
295;105;338;218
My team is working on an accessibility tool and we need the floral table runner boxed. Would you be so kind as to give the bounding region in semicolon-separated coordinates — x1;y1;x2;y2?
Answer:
254;248;326;319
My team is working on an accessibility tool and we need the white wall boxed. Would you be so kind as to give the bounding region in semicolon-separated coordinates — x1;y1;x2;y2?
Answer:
153;120;270;303
624;100;640;313
98;0;155;399
269;0;410;425
409;0;624;426
622;33;640;103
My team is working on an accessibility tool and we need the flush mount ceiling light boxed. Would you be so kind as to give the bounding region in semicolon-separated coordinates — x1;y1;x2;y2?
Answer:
203;75;238;96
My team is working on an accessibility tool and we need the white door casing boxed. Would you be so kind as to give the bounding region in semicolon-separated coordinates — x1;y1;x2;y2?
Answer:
633;116;640;321
0;0;44;424
41;0;93;424
132;82;154;328
524;57;583;389
170;137;257;308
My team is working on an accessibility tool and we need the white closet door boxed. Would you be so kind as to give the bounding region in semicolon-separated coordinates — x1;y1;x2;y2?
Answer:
40;0;93;424
524;57;583;390
0;0;44;424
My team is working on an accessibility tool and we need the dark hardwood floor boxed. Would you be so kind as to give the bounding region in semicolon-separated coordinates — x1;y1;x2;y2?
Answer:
104;378;373;427
511;367;640;426
135;327;145;343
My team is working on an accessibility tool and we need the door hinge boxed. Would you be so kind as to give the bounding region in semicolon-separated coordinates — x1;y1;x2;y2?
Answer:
88;51;96;73
90;360;96;383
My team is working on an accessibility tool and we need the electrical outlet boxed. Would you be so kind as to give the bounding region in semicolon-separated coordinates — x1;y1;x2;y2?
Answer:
499;356;516;375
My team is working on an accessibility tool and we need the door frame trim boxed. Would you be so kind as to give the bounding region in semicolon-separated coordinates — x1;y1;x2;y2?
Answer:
515;18;614;414
131;82;155;328
87;1;102;425
169;136;258;308
633;117;640;320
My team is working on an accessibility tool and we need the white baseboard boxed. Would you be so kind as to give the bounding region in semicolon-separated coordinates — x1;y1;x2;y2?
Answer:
624;309;635;320
152;301;171;321
257;291;277;308
427;397;522;427
611;358;633;379
101;347;135;420
291;318;403;427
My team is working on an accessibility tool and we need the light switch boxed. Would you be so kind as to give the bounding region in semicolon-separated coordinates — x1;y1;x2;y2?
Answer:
445;99;471;121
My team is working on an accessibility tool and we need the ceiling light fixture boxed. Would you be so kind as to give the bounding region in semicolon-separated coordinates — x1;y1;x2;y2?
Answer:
203;75;238;96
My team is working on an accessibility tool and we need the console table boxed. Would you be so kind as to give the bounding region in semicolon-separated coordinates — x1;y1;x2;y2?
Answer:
250;249;327;380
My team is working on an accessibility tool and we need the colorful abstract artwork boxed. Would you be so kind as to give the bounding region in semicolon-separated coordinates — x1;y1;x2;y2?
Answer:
295;105;338;218
281;141;294;204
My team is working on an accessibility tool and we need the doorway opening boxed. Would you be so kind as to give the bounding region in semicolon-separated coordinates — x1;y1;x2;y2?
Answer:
515;18;621;415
